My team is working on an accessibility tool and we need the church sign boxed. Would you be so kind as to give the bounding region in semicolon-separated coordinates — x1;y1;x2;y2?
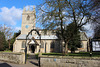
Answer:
92;39;100;51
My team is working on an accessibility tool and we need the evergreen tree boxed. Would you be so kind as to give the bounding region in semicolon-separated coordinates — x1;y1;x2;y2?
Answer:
56;22;81;54
0;31;8;51
10;30;21;51
67;23;81;53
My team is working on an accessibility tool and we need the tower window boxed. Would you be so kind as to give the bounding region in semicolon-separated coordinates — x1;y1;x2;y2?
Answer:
27;15;30;20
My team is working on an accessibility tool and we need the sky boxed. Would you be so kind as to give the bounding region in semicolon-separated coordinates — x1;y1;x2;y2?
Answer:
0;0;43;31
0;0;93;37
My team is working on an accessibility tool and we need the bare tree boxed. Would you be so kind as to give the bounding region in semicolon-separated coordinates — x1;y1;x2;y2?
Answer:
0;24;13;49
0;24;13;40
89;0;100;38
93;24;100;39
37;0;96;54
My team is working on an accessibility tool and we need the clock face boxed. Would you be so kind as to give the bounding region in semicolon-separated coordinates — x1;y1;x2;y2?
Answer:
25;25;29;29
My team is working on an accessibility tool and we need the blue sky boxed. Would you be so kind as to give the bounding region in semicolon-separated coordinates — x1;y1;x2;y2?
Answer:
0;0;93;37
0;0;43;31
0;0;43;8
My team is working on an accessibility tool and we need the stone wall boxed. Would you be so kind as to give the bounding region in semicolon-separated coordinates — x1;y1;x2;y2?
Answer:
39;55;100;67
0;52;25;64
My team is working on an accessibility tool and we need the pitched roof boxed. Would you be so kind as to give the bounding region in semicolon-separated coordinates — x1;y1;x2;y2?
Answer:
16;32;88;40
16;34;58;40
28;37;39;45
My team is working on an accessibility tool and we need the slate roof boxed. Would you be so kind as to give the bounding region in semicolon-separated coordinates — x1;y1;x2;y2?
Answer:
16;34;58;40
16;32;88;40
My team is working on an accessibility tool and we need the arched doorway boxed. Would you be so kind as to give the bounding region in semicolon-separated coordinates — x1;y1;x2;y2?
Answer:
31;45;35;53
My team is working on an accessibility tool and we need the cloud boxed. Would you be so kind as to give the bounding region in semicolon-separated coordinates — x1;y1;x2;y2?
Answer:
83;23;94;37
15;27;21;31
0;6;22;26
25;5;35;11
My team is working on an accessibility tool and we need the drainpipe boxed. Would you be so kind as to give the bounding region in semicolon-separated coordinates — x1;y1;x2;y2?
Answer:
89;39;92;57
38;34;41;67
25;35;28;64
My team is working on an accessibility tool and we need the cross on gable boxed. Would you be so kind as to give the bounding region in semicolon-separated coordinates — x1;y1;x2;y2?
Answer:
28;37;39;45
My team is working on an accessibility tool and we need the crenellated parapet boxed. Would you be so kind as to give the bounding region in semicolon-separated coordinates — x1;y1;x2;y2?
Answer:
23;6;36;13
21;5;36;34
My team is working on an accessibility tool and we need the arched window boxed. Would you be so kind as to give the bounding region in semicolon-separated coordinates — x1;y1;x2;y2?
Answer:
22;41;26;48
27;15;30;20
51;41;55;48
81;42;84;48
41;41;44;48
50;41;55;52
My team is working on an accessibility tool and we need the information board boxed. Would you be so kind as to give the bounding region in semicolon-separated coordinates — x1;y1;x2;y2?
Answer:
92;41;100;51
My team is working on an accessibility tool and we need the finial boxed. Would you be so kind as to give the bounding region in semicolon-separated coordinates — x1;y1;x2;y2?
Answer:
33;6;35;11
28;6;30;11
23;6;26;12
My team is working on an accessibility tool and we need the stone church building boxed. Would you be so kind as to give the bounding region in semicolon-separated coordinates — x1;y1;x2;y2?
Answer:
13;6;89;54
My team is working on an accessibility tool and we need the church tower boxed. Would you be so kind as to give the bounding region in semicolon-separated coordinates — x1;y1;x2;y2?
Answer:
21;6;36;34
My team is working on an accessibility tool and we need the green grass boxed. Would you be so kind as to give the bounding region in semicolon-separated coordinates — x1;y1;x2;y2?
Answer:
41;52;100;57
35;53;39;59
42;53;61;56
0;50;12;52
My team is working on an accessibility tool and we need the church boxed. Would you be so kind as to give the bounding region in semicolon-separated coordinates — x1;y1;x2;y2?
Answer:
13;6;89;54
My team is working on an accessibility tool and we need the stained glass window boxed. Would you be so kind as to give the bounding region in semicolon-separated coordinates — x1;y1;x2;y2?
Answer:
22;41;26;48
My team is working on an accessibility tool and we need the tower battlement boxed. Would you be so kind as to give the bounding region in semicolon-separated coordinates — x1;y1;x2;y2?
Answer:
21;5;36;34
23;6;36;13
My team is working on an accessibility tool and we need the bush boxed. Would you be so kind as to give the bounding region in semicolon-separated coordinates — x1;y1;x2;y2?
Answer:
41;52;100;57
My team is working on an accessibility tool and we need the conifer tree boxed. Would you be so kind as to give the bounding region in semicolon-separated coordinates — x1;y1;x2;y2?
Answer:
0;31;8;51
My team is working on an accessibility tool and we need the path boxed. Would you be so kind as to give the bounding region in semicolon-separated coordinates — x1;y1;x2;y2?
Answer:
0;54;38;67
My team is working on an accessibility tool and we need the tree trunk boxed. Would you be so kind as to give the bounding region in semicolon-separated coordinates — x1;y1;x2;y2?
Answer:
62;46;65;56
8;40;10;49
65;43;68;55
71;50;75;53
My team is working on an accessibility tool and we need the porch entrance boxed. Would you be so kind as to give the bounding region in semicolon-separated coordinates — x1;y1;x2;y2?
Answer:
30;45;35;53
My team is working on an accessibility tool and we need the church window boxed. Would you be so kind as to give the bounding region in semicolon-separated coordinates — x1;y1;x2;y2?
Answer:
81;42;84;48
51;41;55;48
22;41;26;48
35;32;36;34
41;41;44;48
27;15;30;20
50;41;55;52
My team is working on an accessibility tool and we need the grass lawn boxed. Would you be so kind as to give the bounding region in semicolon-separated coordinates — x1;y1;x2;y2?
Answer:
0;50;12;52
41;52;100;57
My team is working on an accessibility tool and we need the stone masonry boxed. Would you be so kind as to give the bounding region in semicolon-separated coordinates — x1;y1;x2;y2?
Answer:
39;55;100;67
0;52;25;64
